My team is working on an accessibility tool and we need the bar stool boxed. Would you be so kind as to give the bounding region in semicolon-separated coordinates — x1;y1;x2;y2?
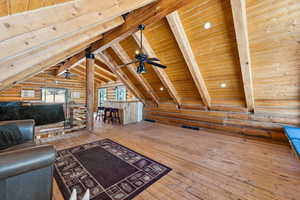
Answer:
111;108;121;124
96;107;105;120
103;107;113;124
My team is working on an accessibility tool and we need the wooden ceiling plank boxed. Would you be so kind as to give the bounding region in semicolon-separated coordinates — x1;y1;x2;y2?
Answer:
97;52;146;104
166;11;211;109
0;0;156;42
95;0;200;53
94;59;117;79
230;0;255;112
111;43;159;105
94;63;117;82
80;63;111;82
0;17;123;91
132;32;181;106
94;58;113;73
78;64;108;83
0;0;156;90
72;65;103;84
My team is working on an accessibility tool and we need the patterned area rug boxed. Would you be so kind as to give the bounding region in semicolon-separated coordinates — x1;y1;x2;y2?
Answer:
54;139;171;200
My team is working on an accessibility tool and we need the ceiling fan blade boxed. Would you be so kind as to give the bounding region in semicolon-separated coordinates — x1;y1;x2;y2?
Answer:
147;57;160;62
118;60;139;68
147;61;167;69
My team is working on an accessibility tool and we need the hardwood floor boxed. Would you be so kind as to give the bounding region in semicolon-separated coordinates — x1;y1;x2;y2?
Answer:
51;121;300;200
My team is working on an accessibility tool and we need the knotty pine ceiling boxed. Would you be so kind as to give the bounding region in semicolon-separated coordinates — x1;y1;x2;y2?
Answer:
0;0;299;116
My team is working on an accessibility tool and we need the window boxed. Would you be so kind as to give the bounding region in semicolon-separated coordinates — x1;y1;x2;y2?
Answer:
115;86;126;101
98;88;107;106
42;88;67;103
21;90;35;98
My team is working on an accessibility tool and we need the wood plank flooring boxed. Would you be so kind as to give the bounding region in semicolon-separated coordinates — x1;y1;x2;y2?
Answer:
51;121;300;200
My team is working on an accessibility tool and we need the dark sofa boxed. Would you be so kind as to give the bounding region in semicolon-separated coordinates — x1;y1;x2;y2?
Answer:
0;120;56;200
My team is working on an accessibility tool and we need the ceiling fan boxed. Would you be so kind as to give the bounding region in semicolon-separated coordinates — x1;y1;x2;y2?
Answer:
61;69;78;79
119;24;167;74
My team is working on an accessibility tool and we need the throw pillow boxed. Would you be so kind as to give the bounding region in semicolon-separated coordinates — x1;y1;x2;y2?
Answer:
0;123;24;150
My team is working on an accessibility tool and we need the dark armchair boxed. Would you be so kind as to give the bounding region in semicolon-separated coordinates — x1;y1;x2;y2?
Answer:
0;120;56;200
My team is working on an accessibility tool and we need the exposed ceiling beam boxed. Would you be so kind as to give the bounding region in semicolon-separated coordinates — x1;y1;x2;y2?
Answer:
56;52;87;76
0;17;123;91
94;64;117;82
230;0;255;112
94;59;117;79
94;58;113;73
132;32;181;106
80;63;113;82
166;11;211;109
0;0;155;43
71;68;103;84
95;0;200;52
78;64;109;83
111;43;159;104
0;0;156;91
81;60;118;81
51;0;199;79
97;53;146;104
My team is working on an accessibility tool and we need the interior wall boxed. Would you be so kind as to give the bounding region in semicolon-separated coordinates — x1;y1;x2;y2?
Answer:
99;82;136;102
0;68;89;104
141;0;300;142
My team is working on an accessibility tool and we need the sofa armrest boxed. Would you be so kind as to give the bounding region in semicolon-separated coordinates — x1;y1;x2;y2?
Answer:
0;119;35;141
0;144;56;179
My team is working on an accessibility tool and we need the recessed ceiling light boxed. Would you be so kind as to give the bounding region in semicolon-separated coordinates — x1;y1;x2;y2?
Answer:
160;87;164;91
220;83;227;88
204;22;212;30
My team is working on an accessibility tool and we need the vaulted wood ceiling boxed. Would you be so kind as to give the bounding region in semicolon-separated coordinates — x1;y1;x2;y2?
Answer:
0;0;299;119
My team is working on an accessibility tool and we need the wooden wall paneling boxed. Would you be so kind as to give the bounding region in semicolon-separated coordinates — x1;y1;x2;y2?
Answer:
166;11;211;109
178;0;246;108
230;0;255;112
97;52;146;104
111;43;159;104
120;35;173;103
247;0;300;116
143;19;204;106
0;66;87;104
132;32;182;106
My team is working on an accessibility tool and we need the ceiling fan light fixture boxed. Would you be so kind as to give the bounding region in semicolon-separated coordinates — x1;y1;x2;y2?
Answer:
137;62;147;74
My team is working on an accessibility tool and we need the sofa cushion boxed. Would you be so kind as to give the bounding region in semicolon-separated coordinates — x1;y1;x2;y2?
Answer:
291;139;300;156
0;123;24;150
283;126;300;140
